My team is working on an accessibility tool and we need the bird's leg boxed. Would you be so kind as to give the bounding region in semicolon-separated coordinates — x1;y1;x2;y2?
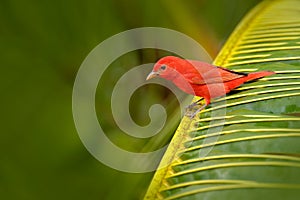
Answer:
186;103;207;118
185;99;202;111
185;99;208;118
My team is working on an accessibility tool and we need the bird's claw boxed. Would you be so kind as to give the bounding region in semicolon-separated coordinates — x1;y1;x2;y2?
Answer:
185;111;198;119
185;99;201;111
185;102;198;111
185;101;207;119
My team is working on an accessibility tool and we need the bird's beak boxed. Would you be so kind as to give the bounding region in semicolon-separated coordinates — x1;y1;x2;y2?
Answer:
146;71;160;80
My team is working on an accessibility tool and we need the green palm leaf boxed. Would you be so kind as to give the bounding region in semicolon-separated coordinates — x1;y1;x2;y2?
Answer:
144;0;300;199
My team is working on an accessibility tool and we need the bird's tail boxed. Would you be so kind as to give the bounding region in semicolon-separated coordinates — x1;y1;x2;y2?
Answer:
246;71;275;82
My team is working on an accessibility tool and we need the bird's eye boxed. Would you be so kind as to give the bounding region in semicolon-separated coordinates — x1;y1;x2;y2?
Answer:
160;65;167;70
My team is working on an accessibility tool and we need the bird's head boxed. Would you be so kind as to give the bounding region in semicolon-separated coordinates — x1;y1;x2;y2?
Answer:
146;56;185;81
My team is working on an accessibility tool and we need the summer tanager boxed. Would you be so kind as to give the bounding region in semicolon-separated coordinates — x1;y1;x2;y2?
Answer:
146;56;275;116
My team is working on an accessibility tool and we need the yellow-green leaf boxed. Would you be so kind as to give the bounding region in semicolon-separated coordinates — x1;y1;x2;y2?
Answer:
144;0;300;199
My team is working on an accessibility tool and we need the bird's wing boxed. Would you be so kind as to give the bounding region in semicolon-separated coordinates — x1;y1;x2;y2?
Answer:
187;60;246;84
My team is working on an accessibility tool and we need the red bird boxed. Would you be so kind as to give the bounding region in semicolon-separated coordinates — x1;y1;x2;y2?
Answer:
146;56;275;117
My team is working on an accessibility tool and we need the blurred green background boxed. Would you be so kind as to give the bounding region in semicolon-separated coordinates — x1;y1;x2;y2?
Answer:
0;0;261;199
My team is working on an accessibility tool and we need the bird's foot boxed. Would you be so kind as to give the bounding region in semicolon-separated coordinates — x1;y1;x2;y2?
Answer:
185;99;202;111
185;100;207;119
